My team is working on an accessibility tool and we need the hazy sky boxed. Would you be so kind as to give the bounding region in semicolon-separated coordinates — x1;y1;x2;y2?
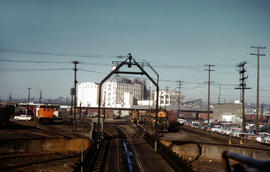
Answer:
0;0;269;104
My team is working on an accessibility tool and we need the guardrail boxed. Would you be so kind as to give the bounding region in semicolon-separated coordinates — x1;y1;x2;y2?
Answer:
222;150;270;172
144;132;194;172
74;135;109;172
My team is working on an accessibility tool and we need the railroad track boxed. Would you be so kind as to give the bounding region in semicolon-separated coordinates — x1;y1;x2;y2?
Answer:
105;126;138;172
75;125;140;172
74;139;109;172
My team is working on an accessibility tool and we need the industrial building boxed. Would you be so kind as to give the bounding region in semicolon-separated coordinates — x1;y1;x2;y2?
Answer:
155;90;185;107
77;82;99;107
77;77;145;108
213;103;242;124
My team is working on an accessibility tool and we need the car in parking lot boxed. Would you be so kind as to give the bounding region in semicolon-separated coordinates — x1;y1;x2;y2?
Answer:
230;129;242;137
220;127;231;135
177;118;187;125
14;115;32;121
209;124;222;133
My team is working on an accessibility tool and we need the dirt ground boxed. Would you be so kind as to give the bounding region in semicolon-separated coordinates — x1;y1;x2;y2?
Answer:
178;154;224;172
0;153;80;172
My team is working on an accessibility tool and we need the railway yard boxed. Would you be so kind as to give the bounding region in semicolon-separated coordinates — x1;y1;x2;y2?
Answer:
0;114;270;172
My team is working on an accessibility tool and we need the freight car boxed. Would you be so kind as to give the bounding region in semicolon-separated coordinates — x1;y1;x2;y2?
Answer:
0;104;15;127
131;110;145;124
179;111;213;121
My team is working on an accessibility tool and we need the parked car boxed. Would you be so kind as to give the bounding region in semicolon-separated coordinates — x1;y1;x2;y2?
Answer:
177;118;187;125
91;112;98;118
191;121;200;128
209;124;222;133
256;136;263;142
14;115;32;121
91;113;104;118
263;136;270;144
220;127;231;135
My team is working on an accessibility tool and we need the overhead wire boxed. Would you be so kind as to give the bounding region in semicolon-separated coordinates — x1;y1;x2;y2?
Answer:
0;59;70;64
0;68;71;72
79;68;107;74
0;48;115;59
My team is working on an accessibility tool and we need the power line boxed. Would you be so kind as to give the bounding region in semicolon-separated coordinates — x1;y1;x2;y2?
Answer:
0;67;107;74
160;79;205;85
0;68;71;72
0;48;114;59
0;59;70;64
0;58;110;67
79;68;106;74
184;84;206;91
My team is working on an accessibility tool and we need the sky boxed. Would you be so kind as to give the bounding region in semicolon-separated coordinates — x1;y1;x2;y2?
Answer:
0;0;269;104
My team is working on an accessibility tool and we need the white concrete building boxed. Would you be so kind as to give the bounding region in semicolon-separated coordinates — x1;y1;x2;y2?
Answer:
158;90;171;106
102;81;143;107
77;78;144;108
77;82;99;107
154;90;184;107
137;100;154;106
124;92;133;108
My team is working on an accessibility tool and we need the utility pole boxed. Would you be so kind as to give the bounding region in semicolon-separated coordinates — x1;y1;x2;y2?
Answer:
39;90;42;104
9;91;12;101
27;88;31;103
73;61;79;131
26;88;31;115
261;103;264;115
70;88;74;118
165;86;169;110
235;61;251;133
218;85;221;104
177;81;182;117
250;46;266;135
205;64;215;124
150;82;152;109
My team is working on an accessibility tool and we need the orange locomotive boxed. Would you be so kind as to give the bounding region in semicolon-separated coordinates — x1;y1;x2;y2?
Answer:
38;105;54;122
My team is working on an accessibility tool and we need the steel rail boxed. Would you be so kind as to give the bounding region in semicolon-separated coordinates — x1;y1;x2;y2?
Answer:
116;127;120;172
129;125;146;172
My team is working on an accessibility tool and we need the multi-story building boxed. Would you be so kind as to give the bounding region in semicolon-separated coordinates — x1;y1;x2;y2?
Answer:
155;90;185;107
77;82;99;107
77;77;145;108
213;103;242;124
102;79;144;107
